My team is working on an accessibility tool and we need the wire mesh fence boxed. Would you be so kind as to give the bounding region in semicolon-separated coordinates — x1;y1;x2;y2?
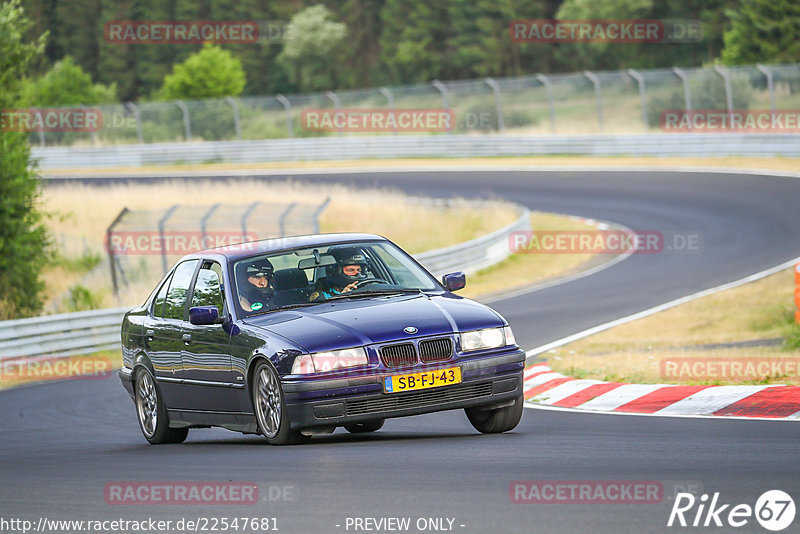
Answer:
23;62;800;146
105;199;329;294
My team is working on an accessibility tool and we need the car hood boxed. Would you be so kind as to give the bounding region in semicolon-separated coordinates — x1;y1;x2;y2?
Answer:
241;293;505;353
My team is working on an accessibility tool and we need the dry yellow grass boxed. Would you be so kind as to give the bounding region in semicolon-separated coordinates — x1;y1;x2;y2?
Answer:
459;212;601;299
549;268;800;384
550;347;800;386
43;156;800;175
39;180;519;309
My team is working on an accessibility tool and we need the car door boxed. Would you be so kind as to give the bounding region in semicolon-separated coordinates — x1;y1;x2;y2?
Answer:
144;259;199;411
181;260;238;412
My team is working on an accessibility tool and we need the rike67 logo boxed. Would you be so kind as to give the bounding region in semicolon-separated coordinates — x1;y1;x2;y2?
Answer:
668;490;795;531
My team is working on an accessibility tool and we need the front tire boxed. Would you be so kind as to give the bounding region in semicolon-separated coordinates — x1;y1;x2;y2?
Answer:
135;368;188;444
252;361;309;445
465;395;524;434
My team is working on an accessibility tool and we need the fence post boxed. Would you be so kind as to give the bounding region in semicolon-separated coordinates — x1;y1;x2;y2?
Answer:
278;202;297;237
175;100;191;140
672;67;692;129
756;64;775;115
432;80;451;134
379;87;397;135
484;77;505;132
627;69;648;130
106;207;129;295
81;104;98;145
276;95;293;138
125;102;144;143
713;65;734;125
584;71;604;132
326;91;342;136
200;203;221;247
312;197;331;233
241;201;260;240
535;74;556;134
158;205;180;274
225;96;242;140
36;109;45;146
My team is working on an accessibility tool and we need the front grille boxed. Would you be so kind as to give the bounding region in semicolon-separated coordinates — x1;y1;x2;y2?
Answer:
380;343;417;367
418;338;453;362
346;381;493;416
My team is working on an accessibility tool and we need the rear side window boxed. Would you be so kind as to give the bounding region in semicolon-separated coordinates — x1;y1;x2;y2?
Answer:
151;272;173;317
163;260;199;320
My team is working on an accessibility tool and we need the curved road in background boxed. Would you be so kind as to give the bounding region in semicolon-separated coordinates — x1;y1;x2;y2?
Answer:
3;170;800;533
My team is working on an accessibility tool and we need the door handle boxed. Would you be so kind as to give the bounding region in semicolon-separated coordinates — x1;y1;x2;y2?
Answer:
182;333;192;344
146;329;155;341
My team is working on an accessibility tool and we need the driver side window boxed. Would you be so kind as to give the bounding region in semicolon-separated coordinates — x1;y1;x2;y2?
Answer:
191;262;225;314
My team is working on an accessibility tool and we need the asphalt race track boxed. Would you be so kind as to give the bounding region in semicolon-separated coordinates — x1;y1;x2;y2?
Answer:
3;170;800;533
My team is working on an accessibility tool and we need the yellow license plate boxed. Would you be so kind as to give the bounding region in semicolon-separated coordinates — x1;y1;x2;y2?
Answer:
383;367;462;393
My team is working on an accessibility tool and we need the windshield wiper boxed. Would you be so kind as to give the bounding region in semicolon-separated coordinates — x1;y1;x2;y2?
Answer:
323;289;423;301
247;302;317;316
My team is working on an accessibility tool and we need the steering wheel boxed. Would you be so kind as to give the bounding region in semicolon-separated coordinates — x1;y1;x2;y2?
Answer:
353;278;390;288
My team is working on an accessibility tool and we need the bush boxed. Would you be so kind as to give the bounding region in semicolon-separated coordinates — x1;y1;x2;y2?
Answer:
65;284;103;312
0;0;50;320
158;44;246;101
20;56;117;106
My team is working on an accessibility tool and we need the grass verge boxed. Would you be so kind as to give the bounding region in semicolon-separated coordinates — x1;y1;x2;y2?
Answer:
549;267;800;385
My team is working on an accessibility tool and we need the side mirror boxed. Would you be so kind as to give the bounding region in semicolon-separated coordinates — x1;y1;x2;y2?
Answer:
442;272;466;292
189;306;221;325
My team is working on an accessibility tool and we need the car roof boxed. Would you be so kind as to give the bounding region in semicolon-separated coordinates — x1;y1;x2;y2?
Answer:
183;232;389;263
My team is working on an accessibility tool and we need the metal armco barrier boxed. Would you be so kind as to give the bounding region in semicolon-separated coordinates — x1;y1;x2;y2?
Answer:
0;205;529;361
0;307;129;360
30;133;800;170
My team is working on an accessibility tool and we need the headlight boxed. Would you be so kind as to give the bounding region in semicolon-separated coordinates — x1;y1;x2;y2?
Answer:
291;347;369;374
460;326;516;352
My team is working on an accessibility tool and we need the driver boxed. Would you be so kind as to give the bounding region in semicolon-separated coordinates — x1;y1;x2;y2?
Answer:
238;259;275;312
309;247;368;302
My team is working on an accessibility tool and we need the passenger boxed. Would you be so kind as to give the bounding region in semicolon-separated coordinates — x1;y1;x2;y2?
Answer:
309;248;368;302
238;260;275;312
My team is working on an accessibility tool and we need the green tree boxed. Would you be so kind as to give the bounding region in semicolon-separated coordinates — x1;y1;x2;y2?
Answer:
0;0;50;319
721;0;800;65
21;56;117;106
158;43;246;100
379;0;452;83
278;5;348;92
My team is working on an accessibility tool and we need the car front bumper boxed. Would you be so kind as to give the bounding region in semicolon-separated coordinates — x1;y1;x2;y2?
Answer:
282;349;525;430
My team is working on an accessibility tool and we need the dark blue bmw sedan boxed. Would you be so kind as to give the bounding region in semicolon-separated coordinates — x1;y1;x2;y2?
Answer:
119;233;525;445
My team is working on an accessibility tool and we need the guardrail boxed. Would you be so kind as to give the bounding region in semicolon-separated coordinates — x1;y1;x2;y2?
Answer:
30;133;800;170
0;205;529;361
0;307;129;361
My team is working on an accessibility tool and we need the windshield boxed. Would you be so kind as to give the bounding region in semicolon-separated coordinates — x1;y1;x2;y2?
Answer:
232;240;439;317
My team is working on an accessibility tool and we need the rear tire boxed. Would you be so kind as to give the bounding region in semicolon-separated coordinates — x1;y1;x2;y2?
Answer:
252;361;310;445
344;419;385;433
465;395;524;434
135;368;187;444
